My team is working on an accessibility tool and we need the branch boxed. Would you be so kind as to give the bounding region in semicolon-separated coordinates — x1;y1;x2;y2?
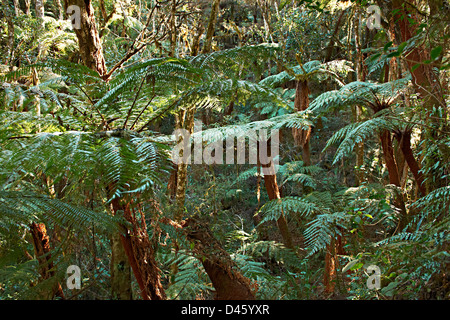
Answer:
101;4;159;81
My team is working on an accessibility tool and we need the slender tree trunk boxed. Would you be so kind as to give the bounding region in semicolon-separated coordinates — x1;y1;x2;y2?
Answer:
190;23;204;57
35;0;44;20
201;0;221;54
324;9;346;61
396;131;427;196
387;14;401;82
323;232;346;295
4;11;15;67
169;0;177;57
167;163;178;200
55;0;64;20
173;108;195;221
253;164;270;241
394;137;409;188
24;0;31;15
262;171;294;249
380;130;401;186
354;5;366;186
379;130;408;228
256;0;273;42
292;79;312;167
30;223;65;300
260;139;294;250
110;232;132;300
12;0;20;16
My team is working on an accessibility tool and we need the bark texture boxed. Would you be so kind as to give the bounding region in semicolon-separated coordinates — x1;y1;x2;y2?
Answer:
323;234;345;294
174;107;195;221
30;222;65;300
111;197;166;300
260;139;294;250
379;130;408;228
110;232;132;300
201;0;221;54
181;218;256;300
292;80;312;166
391;0;444;110
395;130;427;196
63;0;108;77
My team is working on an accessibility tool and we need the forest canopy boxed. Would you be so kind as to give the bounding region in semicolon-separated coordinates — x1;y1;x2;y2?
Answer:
0;0;449;301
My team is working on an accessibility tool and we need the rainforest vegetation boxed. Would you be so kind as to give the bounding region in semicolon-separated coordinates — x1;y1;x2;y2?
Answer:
0;0;449;301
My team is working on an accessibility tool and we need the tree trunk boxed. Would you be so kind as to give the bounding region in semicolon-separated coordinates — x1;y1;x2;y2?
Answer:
63;0;108;77
396;131;427;196
391;0;445;111
201;0;221;54
3;5;15;67
173;108;195;221
12;0;20;16
169;0;177;57
35;0;44;20
55;0;64;20
110;232;132;300
180;218;256;300
260;141;294;250
380;130;401;186
24;0;31;15
323;234;345;295
110;197;166;300
324;9;346;61
292;79;312;167
30;222;65;300
190;24;204;56
167;163;178;200
354;5;366;186
379;130;408;228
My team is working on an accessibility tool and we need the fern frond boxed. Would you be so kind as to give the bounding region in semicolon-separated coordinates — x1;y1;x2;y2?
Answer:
331;115;396;165
0;191;119;233
239;240;300;268
257;196;320;224
165;250;212;300
309;78;410;115
304;212;348;256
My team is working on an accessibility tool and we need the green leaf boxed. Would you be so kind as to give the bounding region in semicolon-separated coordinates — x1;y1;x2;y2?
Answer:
351;262;364;271
383;41;393;52
398;42;407;53
430;46;442;61
342;259;360;273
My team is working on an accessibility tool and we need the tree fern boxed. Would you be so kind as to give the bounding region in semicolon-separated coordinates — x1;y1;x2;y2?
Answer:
309;78;410;116
330;113;397;165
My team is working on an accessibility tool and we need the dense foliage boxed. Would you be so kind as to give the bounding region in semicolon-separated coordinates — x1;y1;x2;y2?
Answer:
0;0;449;300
